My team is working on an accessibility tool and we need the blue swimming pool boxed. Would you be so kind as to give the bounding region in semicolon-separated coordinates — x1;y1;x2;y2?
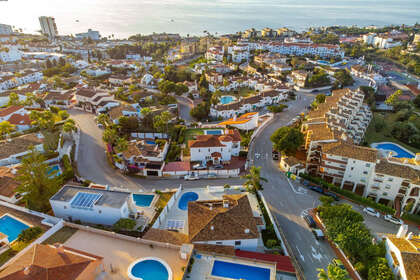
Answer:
48;164;61;177
129;259;169;280
146;140;155;145
373;143;414;158
0;215;30;242
205;130;223;135
133;194;155;207
220;95;235;105
178;192;199;210
211;260;271;280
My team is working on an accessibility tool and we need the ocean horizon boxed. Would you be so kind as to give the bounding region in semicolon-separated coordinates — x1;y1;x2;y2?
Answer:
1;0;419;38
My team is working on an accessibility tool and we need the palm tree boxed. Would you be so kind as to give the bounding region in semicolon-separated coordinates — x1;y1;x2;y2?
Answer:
241;166;268;192
97;113;109;126
114;137;128;153
0;121;16;137
62;119;77;133
317;268;328;280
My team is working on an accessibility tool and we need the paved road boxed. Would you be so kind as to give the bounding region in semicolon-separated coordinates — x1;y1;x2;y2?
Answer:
176;96;194;124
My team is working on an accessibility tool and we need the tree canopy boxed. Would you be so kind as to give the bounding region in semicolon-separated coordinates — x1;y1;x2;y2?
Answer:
270;127;304;156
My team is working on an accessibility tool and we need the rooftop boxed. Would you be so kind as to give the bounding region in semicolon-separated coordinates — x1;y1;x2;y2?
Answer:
0;133;44;160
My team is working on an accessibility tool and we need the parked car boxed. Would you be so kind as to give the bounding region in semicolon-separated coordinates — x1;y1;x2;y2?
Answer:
309;185;324;194
332;258;345;270
324;191;340;201
192;164;206;170
384;214;403;225
272;150;279;160
363;207;380;218
312;229;325;240
184;174;199;181
168;103;178;109
211;164;224;169
303;214;316;228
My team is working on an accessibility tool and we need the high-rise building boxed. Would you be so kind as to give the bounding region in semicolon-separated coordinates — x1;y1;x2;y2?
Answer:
39;16;58;38
0;24;13;35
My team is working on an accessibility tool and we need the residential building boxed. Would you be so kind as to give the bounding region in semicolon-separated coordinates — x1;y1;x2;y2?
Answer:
74;87;118;113
205;46;224;61
363;33;402;49
385;227;420;280
188;194;260;250
0;243;104;280
0;106;32;131
0;45;22;63
108;104;140;124
0;133;44;166
39;16;58;38
0;24;12;35
108;74;131;86
43;90;74;108
217;112;259;130
75;29;101;40
261;28;277;37
120;139;169;176
188;129;241;164
291;70;308;88
50;185;136;225
0;166;20;203
351;64;386;90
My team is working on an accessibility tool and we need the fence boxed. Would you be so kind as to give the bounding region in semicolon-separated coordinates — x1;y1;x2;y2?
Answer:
0;200;61;224
258;191;306;280
131;132;168;139
152;185;183;229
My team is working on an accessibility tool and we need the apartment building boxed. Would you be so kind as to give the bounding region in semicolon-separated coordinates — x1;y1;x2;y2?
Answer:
363;33;402;49
205;46;224;61
0;45;22;63
0;24;13;35
39;16;58;38
74;87;118;113
75;29;101;40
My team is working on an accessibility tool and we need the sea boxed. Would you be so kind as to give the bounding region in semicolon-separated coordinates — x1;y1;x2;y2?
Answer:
0;0;419;38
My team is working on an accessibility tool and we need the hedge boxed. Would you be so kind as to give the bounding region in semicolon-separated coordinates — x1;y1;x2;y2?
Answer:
401;212;420;224
300;173;395;215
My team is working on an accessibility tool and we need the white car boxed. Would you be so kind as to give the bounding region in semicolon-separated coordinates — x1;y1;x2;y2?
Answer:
192;164;206;170
384;214;403;225
363;207;380;218
184;174;199;181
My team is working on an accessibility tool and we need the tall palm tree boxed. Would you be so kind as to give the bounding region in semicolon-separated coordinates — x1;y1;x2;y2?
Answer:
114;137;128;153
62;119;77;133
241;166;268;192
97;113;109;126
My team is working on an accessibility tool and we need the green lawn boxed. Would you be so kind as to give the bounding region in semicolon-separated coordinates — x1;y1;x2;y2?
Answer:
184;128;205;144
364;112;420;153
42;227;78;245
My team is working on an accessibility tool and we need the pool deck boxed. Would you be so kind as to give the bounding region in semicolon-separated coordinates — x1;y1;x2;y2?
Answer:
371;141;416;158
0;205;49;231
64;228;189;280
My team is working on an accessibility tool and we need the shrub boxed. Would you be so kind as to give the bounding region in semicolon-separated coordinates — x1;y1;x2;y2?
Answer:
266;239;277;248
239;151;248;158
17;227;42;242
113;218;136;231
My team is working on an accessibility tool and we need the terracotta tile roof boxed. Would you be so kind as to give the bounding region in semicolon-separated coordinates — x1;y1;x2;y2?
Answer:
0;244;102;280
0;167;19;198
75;88;97;98
42;91;73;101
122;140;163;161
188;194;259;242
321;141;378;163
0;106;23;118
163;161;190;172
211;152;222;157
7;114;31;126
194;244;235;255
108;105;137;120
387;234;420;253
376;160;420;181
143;228;188;245
0;133;44;159
189;135;225;148
235;250;296;273
401;252;420;280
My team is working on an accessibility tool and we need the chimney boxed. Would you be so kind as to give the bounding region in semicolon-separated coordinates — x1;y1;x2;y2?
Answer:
244;228;250;234
406;232;413;240
396;224;408;238
210;226;214;231
23;266;31;275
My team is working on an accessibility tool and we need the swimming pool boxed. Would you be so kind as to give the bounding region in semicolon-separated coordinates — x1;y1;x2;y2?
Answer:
372;142;415;158
0;214;30;242
220;95;235;105
211;260;271;280
205;130;223;135
146;140;155;145
128;258;171;280
178;192;199;210
48;164;61;177
133;194;155;207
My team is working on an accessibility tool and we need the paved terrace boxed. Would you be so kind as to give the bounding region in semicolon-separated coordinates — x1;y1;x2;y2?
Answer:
64;226;190;280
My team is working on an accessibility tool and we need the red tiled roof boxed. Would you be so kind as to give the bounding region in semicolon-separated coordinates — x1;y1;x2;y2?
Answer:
407;84;420;96
163;161;190;172
235;250;296;273
7;114;31;126
211;152;222;158
0;106;23;117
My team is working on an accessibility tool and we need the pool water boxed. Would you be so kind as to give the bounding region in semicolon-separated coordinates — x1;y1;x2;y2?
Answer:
48;165;61;177
146;140;155;145
211;260;270;280
220;96;235;105
205;130;223;135
178;192;199;210
0;215;30;242
133;194;155;207
374;143;414;158
130;259;169;280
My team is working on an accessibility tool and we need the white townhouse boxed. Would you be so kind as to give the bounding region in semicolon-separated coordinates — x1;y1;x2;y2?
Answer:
188;129;241;165
205;46;224;61
0;133;45;166
84;67;111;77
50;185;136;226
0;70;43;92
108;105;141;124
42;90;74;108
108;74;131;86
74;87;118;113
0;106;32;132
0;45;22;62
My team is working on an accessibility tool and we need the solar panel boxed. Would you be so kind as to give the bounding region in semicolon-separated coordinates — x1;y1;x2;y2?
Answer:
70;192;102;210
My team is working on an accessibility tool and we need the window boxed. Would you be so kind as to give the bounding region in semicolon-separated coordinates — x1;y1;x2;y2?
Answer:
216;241;223;245
64;206;67;209
98;210;102;214
365;163;371;167
383;192;388;196
388;178;393;182
235;241;241;246
351;167;354;171
363;171;368;175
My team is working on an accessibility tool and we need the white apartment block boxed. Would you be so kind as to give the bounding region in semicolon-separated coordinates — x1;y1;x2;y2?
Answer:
0;24;13;35
363;33;402;49
0;69;42;91
39;16;58;38
75;29;101;40
205;46;224;61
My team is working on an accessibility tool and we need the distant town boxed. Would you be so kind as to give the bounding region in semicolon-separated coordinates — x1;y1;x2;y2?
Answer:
0;17;419;280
